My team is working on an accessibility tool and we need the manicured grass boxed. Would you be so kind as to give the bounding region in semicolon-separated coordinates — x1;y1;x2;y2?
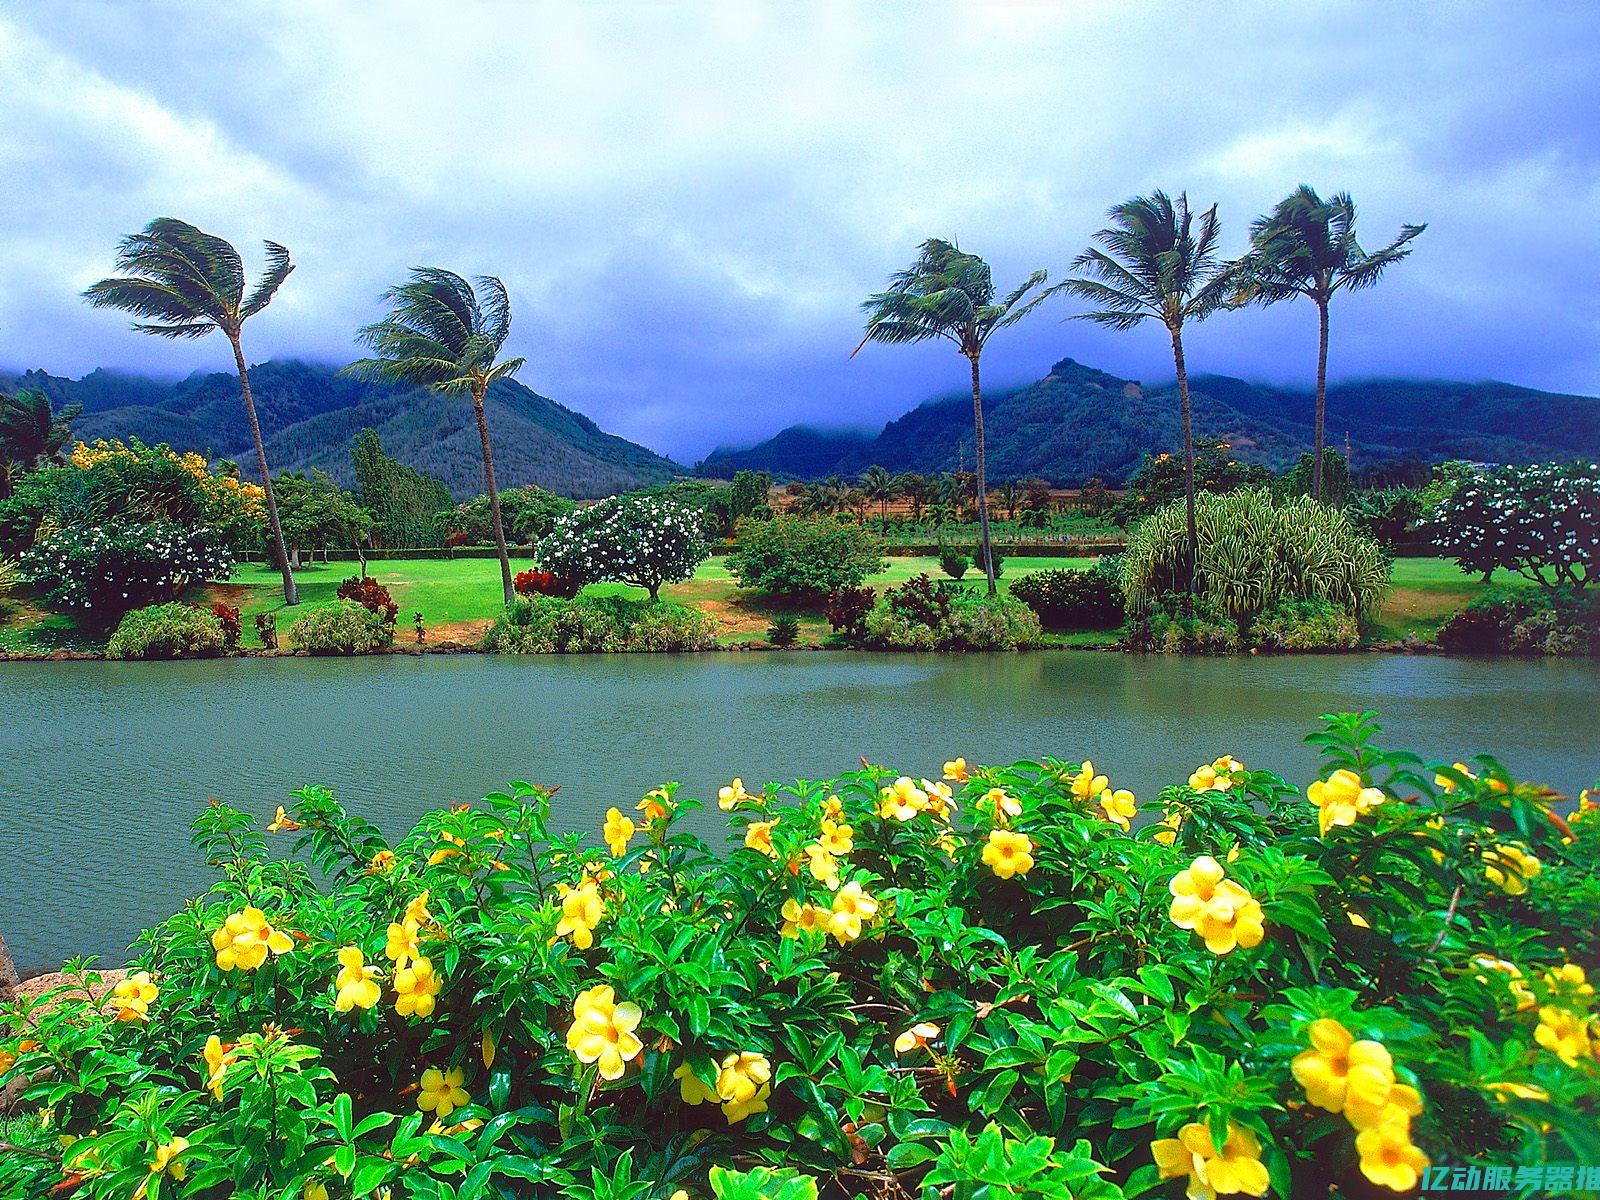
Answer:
1368;558;1535;642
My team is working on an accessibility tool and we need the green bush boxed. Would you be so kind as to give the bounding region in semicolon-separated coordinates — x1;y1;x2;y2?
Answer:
286;599;395;655
939;543;970;580
481;595;715;653
626;600;717;652
1437;592;1599;657
105;601;229;660
863;576;1041;650
1250;597;1361;652
727;515;884;597
1010;566;1125;629
767;615;800;647
3;714;1595;1200
1124;593;1243;655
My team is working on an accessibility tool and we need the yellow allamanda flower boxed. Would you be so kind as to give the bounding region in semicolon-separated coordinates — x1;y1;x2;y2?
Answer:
603;807;636;857
1534;1006;1592;1066
1189;755;1245;792
566;985;644;1080
334;946;382;1012
555;880;607;950
267;805;302;833
1167;856;1264;956
821;794;844;820
149;1136;190;1181
428;832;467;865
1070;760;1108;802
817;818;853;856
1150;1121;1269;1198
211;907;293;972
1290;1019;1411;1128
1098;788;1137;832
1483;843;1540;895
718;778;751;811
893;1022;940;1054
385;918;422;967
393;956;442;1019
920;779;956;820
366;850;396;875
1434;762;1477;792
780;898;830;939
1307;769;1387;836
1543;963;1595;999
405;891;433;926
878;777;927;821
1355;1119;1430;1192
744;818;779;859
942;757;970;783
108;971;158;1023
984;787;1021;823
717;1051;773;1123
982;829;1034;879
828;882;878;944
1470;955;1536;1011
804;843;840;888
202;1035;233;1101
1484;1080;1550;1103
674;1061;719;1105
416;1067;470;1118
637;788;672;822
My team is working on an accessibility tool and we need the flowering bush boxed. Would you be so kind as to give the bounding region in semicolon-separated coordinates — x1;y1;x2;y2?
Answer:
1426;461;1598;590
2;714;1597;1200
105;602;229;661
538;494;710;600
512;569;581;600
19;522;234;626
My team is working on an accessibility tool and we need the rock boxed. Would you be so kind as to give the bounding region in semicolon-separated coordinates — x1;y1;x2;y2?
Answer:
0;932;18;1001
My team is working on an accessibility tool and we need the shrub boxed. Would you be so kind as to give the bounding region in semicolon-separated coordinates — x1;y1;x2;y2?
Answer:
1121;488;1388;629
938;543;969;580
513;569;581;599
0;558;17;613
1123;592;1242;654
19;521;234;626
4;713;1593;1200
767;615;800;647
481;595;712;654
1113;440;1273;523
1010;567;1124;629
105;601;228;660
287;599;394;655
625;601;717;652
864;575;1040;650
726;515;884;598
1346;487;1422;549
1437;592;1598;657
337;575;400;627
945;591;1041;649
1425;460;1598;590
538;493;710;599
885;572;953;628
209;601;242;650
254;611;278;650
973;542;1004;578
449;485;576;546
823;586;875;637
1250;597;1361;652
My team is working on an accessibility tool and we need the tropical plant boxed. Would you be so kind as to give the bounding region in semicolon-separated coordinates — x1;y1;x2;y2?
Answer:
19;521;234;626
726;515;883;598
1062;193;1235;584
480;593;714;653
286;599;394;655
855;239;1055;594
858;465;900;528
349;269;527;604
1010;567;1125;630
538;493;710;600
272;469;372;565
1424;461;1598;591
0;388;80;499
83;218;300;603
767;614;800;647
1238;188;1424;501
105;601;229;660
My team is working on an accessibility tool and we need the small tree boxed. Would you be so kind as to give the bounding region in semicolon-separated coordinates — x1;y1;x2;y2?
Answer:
726;515;884;598
273;469;372;565
1425;461;1597;591
537;493;709;600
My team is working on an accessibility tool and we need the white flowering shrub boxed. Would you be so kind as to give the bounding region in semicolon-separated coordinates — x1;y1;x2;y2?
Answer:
537;494;710;599
1426;462;1598;590
19;521;234;625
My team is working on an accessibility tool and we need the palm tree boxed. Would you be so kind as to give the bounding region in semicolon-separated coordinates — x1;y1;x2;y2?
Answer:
854;239;1054;595
0;388;80;499
348;268;526;606
859;464;900;528
996;479;1021;522
896;472;927;524
1062;193;1235;583
1239;187;1425;501
84;218;300;602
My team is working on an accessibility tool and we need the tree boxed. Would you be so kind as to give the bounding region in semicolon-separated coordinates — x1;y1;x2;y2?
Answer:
726;514;885;598
273;469;373;565
896;473;928;524
854;239;1054;594
83;218;300;603
349;429;454;549
1239;187;1424;501
1425;461;1597;591
727;470;773;528
996;479;1021;521
1062;193;1235;586
349;268;526;605
0;388;80;499
858;465;900;528
537;493;708;600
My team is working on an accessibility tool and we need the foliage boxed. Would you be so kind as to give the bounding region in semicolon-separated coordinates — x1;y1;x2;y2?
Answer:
766;615;800;647
976;542;1004;578
727;471;773;530
19;521;234;626
1278;450;1351;507
1249;597;1361;652
513;570;581;600
0;387;79;498
938;543;969;581
1425;461;1598;591
1010;566;1125;630
449;485;576;546
210;602;242;651
1114;443;1272;524
1121;489;1389;630
823;587;875;638
272;470;372;555
7;715;1593;1200
1346;488;1422;550
350;429;454;550
336;576;400;629
105;601;229;660
1436;592;1599;657
286;599;395;655
538;494;710;601
726;516;883;599
863;575;1042;650
481;595;715;654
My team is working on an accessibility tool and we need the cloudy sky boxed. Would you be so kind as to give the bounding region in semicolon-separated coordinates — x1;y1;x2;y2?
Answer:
1;2;1596;462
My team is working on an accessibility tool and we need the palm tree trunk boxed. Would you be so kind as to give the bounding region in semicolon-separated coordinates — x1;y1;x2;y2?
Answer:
1170;325;1198;590
472;382;515;606
229;333;298;605
968;354;997;595
1313;298;1330;503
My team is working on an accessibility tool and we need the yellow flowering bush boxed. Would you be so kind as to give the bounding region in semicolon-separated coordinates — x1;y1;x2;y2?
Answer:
2;713;1597;1200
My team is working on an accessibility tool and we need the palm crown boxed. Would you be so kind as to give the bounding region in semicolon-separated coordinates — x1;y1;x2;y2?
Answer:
348;268;525;393
1243;185;1425;304
82;217;293;338
1063;192;1233;330
0;389;80;468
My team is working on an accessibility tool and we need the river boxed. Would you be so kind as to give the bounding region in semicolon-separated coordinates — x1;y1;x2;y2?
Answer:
2;651;1596;966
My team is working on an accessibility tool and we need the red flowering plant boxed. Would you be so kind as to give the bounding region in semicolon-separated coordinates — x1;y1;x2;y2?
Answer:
513;569;580;599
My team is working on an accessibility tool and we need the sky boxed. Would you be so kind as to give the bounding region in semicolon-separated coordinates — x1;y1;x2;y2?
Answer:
1;2;1597;463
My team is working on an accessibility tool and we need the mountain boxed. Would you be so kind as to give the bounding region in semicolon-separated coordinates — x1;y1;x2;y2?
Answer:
0;360;685;499
697;357;1600;483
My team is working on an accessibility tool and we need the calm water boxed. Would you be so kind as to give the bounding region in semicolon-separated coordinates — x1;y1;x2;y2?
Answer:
2;652;1597;967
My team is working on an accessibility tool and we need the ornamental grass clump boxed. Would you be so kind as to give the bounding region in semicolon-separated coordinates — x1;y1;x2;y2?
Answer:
2;714;1597;1200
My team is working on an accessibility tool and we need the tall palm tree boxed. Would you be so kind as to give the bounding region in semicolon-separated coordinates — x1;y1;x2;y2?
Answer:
0;388;80;499
84;218;300;602
348;268;526;606
854;240;1053;594
858;464;900;528
1062;193;1234;582
1240;187;1425;501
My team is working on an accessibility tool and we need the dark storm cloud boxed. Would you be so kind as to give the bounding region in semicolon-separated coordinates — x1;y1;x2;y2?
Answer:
1;1;1596;461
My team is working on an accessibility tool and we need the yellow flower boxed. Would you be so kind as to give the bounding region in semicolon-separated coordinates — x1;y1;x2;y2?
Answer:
718;778;751;811
1168;857;1264;956
1543;963;1595;999
1154;810;1183;846
334;946;382;1013
1070;761;1108;801
1291;1019;1396;1119
1099;788;1136;832
1534;1005;1592;1066
804;844;840;888
1151;1121;1268;1198
817;818;853;856
828;882;878;944
202;1035;233;1101
405;891;433;926
108;971;158;1023
267;805;302;833
921;779;956;819
1307;769;1387;836
717;1051;772;1123
780;898;830;939
428;832;467;865
744;818;779;858
1483;844;1540;895
674;1061;719;1104
385;919;422;968
566;985;644;1080
603;807;636;857
394;955;443;1019
982;829;1034;879
893;1022;940;1055
984;787;1021;823
149;1135;190;1181
1434;762;1476;792
637;788;672;822
416;1067;470;1118
1484;1080;1550;1102
211;907;293;972
878;777;927;821
1190;756;1245;792
555;880;607;950
366;849;396;875
1355;1119;1429;1192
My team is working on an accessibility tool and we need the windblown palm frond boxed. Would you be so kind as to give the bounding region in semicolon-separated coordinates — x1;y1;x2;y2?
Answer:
0;388;81;468
1242;185;1425;304
853;239;1052;357
348;268;525;393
